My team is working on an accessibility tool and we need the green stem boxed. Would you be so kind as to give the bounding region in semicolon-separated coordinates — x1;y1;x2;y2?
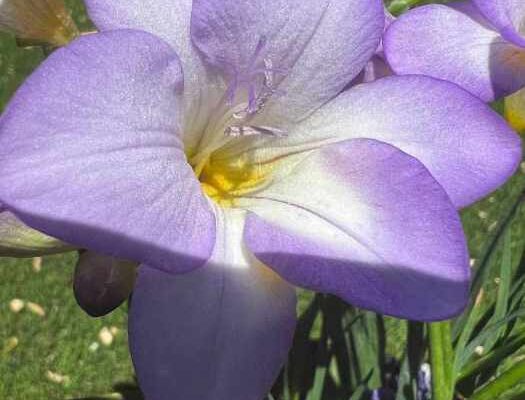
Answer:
429;322;454;400
469;359;525;400
387;0;425;15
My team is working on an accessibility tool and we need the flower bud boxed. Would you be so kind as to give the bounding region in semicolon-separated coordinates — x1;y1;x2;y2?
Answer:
0;207;71;257
0;0;79;46
74;251;138;317
505;88;525;135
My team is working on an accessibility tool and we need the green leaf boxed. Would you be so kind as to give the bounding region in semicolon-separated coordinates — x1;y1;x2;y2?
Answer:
306;303;329;400
348;384;367;400
348;312;383;390
455;310;525;374
396;322;425;400
469;359;525;400
323;296;353;392
286;292;321;397
429;321;454;400
454;185;525;344
483;229;514;351
458;330;525;383
468;185;525;314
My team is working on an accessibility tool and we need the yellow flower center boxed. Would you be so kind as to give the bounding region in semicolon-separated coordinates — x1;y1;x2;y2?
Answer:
197;151;273;208
187;36;289;207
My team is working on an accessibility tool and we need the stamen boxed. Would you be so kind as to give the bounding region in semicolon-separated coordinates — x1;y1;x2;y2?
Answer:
191;36;290;177
264;59;274;88
224;36;289;122
224;125;288;138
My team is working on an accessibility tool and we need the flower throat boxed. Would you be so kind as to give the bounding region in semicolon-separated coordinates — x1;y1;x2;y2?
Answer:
189;37;288;207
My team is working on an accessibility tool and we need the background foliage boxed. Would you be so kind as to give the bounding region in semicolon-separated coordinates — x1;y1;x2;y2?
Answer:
1;1;525;399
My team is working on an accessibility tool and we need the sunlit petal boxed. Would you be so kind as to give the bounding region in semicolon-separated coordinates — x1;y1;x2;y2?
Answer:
130;209;296;400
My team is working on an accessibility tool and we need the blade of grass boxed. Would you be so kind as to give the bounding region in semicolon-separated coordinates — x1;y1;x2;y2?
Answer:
348;384;367;400
483;229;513;351
469;359;525;400
306;311;329;400
471;186;525;295
349;312;382;390
324;296;352;392
455;310;525;373
457;330;525;383
501;386;525;400
454;186;525;341
283;364;292;400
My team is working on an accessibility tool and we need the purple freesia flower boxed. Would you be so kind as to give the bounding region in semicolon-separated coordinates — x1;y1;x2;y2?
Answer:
384;0;525;102
0;1;521;399
352;9;395;85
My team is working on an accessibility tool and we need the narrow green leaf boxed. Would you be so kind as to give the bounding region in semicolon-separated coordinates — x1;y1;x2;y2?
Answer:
453;288;486;375
288;293;321;396
283;364;292;400
348;312;382;389
429;321;454;400
509;250;525;313
483;229;513;351
324;296;353;392
306;365;328;400
455;311;525;374
500;386;525;400
396;322;425;400
387;0;425;15
458;330;525;383
348;384;367;400
469;359;525;400
454;186;525;342
306;316;329;400
469;188;525;307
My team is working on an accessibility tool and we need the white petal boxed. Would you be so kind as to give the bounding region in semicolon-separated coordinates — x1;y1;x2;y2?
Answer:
129;209;297;400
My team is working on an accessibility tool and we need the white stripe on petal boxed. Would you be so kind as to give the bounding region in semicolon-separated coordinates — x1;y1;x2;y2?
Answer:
129;208;297;400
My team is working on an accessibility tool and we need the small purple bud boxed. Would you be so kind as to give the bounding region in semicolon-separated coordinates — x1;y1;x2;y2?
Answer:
74;251;137;317
371;389;381;400
417;363;431;400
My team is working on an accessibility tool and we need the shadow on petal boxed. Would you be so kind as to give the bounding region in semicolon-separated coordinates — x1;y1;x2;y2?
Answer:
251;253;470;323
129;262;297;400
488;38;525;99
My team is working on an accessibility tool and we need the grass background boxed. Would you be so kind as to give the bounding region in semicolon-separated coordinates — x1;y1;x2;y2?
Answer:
1;1;525;399
0;2;137;399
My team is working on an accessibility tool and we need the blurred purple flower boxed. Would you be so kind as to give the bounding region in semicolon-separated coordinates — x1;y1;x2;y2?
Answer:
384;0;525;102
417;363;432;400
0;1;521;399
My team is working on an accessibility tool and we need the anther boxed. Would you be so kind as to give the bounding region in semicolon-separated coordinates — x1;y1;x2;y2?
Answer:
224;125;288;138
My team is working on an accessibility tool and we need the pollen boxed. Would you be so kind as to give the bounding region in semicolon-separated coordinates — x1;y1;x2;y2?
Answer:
199;154;272;207
505;88;525;134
